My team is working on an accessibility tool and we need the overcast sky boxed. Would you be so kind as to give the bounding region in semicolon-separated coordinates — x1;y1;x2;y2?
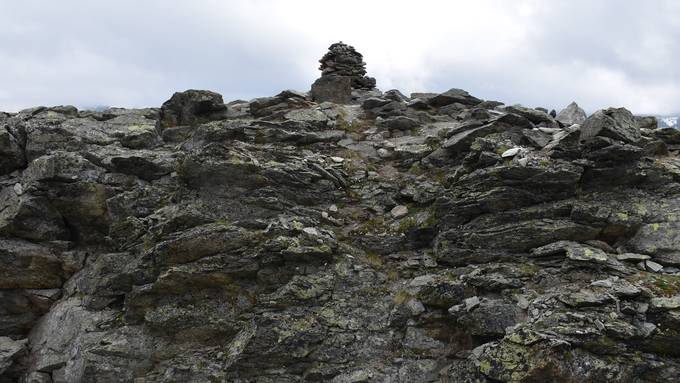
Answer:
1;0;679;115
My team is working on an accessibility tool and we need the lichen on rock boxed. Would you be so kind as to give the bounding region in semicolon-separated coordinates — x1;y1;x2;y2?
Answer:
1;44;680;383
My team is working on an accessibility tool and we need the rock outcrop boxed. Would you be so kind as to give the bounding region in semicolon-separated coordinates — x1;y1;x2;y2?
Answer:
1;50;680;382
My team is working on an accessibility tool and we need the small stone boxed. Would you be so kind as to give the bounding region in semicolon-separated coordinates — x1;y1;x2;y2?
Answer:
13;183;23;196
405;299;425;315
390;205;408;219
464;296;480;311
639;322;657;337
330;156;344;163
650;296;680;310
329;204;338;212
538;127;561;134
637;302;649;313
501;147;521;158
302;227;320;236
517;157;529;167
471;344;486;359
591;279;613;288
448;304;464;315
515;295;530;310
377;148;391;158
616;253;651;262
646;260;664;273
566;245;608;263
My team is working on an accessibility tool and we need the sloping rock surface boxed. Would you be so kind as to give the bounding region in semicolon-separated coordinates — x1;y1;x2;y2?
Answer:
1;88;680;382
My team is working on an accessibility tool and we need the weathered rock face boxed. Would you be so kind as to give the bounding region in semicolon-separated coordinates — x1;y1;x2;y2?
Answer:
1;76;680;382
159;89;227;129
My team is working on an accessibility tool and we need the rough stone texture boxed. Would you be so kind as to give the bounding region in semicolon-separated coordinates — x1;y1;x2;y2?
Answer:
318;42;376;90
2;68;680;382
159;89;227;128
429;88;483;107
555;101;587;125
0;337;26;376
310;76;353;104
580;107;642;143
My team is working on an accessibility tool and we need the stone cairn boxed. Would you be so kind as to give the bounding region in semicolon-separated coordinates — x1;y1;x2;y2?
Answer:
319;42;376;89
310;42;376;103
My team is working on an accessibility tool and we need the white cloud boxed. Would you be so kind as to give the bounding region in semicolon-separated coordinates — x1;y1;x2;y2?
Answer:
0;0;678;115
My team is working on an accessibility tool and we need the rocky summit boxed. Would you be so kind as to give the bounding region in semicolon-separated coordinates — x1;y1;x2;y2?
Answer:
1;43;680;383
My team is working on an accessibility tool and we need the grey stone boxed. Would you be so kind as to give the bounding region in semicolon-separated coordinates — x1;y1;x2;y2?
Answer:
556;102;587;125
310;76;353;104
159;89;227;128
646;260;664;272
580;107;641;143
429;88;483;107
650;296;680;310
390;205;408;218
464;296;480;311
501;147;520;158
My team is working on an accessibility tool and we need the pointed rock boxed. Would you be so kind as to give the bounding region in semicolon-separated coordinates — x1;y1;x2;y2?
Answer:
580;107;641;144
556;102;587;125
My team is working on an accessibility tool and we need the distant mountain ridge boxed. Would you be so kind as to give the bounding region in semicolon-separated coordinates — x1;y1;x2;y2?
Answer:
657;115;679;129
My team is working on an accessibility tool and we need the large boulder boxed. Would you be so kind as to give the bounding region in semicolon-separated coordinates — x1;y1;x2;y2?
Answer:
579;107;641;143
428;88;483;107
310;76;353;104
159;89;227;128
555;101;587;125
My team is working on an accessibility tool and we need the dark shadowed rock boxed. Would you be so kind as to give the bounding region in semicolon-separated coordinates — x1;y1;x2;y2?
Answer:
159;89;227;128
635;116;658;130
0;129;25;175
310;76;353;104
0;240;63;289
0;337;27;375
428;88;483;107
